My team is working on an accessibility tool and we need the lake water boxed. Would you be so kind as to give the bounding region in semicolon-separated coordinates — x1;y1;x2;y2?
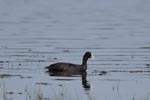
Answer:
0;0;150;100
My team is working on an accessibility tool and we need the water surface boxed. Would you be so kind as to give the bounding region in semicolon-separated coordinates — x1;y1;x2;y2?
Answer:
0;0;150;100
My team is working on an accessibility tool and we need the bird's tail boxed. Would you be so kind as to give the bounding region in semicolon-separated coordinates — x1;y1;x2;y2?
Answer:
44;66;49;69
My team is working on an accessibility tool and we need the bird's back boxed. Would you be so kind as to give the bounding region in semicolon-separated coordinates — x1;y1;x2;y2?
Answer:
47;62;82;71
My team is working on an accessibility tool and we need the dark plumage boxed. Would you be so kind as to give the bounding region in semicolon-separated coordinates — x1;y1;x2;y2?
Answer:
45;52;93;72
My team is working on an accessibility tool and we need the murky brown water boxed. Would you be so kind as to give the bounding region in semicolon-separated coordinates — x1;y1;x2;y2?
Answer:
0;0;150;100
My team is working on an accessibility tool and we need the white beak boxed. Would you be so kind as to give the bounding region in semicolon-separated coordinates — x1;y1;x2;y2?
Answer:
91;54;95;59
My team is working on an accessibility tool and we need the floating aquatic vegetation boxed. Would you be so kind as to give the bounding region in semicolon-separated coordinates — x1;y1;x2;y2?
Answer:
0;74;22;78
0;61;4;63
99;71;108;76
91;70;108;76
36;82;52;86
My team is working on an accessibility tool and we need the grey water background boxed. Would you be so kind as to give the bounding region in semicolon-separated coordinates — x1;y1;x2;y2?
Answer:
0;0;150;100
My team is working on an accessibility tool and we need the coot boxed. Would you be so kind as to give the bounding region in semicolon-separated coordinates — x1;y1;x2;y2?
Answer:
46;52;94;72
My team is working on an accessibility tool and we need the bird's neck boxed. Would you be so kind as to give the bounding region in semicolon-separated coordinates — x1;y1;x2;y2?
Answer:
82;57;88;71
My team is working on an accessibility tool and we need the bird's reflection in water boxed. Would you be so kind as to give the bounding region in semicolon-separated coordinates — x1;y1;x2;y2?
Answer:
81;72;90;90
47;71;91;90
